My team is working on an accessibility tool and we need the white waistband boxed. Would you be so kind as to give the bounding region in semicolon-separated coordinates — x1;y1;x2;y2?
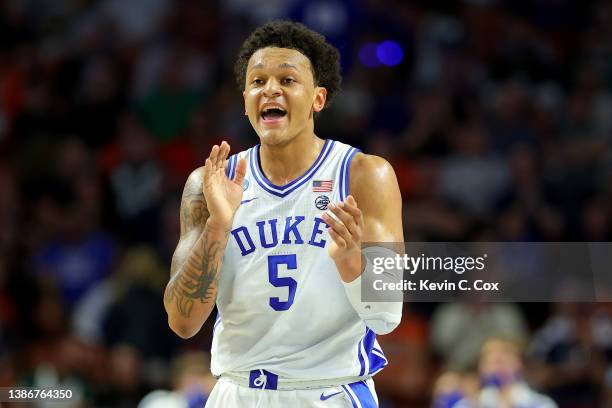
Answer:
219;372;370;391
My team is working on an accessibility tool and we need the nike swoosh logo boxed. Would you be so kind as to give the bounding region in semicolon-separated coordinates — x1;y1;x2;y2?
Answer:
320;391;342;401
240;198;258;205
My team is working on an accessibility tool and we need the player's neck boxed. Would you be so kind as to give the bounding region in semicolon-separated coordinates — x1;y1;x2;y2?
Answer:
259;132;324;186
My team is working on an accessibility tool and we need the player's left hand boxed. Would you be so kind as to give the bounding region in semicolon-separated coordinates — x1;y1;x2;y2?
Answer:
322;195;364;282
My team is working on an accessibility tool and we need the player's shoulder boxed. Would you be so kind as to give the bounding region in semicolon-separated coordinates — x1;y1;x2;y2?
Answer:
349;152;397;186
347;150;401;214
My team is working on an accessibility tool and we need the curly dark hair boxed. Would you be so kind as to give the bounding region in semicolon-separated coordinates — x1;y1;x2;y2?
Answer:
234;21;341;106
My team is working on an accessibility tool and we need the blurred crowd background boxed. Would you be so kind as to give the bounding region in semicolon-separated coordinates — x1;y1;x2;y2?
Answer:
1;0;612;407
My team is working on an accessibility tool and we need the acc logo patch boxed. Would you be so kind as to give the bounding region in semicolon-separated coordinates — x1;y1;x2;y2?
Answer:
315;195;330;210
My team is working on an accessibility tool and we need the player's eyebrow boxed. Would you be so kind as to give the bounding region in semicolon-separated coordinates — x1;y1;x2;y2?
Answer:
250;62;299;71
278;63;298;70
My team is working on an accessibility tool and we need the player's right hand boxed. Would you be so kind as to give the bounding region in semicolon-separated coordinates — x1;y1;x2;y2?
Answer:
202;141;247;231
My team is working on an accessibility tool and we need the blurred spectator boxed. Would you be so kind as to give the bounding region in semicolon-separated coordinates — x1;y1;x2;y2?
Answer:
430;302;528;371
71;55;126;149
454;337;558;408
431;371;478;408
28;137;113;309
438;119;511;219
401;87;453;159
527;303;612;407
98;0;171;45
496;143;565;240
32;197;116;309
135;49;204;142
488;79;537;153
103;114;163;243
20;287;89;407
106;343;147;407
102;246;178;359
160;106;225;189
138;351;216;408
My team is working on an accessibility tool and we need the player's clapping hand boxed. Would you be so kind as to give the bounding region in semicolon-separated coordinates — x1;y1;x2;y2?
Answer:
203;141;246;230
322;195;364;281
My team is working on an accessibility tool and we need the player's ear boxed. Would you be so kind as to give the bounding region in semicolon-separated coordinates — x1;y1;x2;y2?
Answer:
313;86;327;113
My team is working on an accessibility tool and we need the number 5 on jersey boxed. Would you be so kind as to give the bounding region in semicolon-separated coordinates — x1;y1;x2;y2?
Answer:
268;254;297;311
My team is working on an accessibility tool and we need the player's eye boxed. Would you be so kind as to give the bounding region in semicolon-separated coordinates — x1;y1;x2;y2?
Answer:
252;78;264;85
282;78;295;85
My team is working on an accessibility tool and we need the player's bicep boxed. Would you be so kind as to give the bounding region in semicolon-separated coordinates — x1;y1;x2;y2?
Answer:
350;154;404;243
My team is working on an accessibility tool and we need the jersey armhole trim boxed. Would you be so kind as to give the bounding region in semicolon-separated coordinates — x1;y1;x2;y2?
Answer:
339;148;360;201
226;154;237;179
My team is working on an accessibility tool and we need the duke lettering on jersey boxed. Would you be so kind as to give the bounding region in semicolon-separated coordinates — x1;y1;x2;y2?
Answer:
212;141;387;383
230;216;329;256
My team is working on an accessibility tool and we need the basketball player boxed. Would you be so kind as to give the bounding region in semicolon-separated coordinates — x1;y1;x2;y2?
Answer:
164;21;404;407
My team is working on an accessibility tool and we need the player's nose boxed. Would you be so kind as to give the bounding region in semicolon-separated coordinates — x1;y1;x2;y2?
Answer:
262;78;281;97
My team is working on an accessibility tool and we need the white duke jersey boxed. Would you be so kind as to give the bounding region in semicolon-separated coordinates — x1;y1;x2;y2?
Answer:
210;139;388;384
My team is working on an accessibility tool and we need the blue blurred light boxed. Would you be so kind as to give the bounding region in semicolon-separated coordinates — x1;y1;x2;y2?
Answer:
358;42;380;68
376;40;403;66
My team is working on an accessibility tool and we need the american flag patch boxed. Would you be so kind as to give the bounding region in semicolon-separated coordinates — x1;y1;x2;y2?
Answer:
313;180;333;192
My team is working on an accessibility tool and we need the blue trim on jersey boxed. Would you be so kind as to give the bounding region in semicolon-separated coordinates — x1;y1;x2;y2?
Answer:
225;154;234;178
341;385;359;408
358;328;388;377
338;147;357;201
230;154;239;180
364;328;388;375
253;139;332;191
230;154;236;180
348;381;377;407
249;148;281;197
342;148;360;201
249;140;336;198
339;147;360;201
369;351;387;375
338;148;351;202
213;312;221;334
365;328;388;375
357;337;366;376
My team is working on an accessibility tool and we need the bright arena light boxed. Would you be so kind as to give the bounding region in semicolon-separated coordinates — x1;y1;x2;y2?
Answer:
376;40;403;66
359;40;404;68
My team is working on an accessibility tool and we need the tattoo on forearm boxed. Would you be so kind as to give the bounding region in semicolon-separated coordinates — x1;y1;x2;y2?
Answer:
165;226;229;318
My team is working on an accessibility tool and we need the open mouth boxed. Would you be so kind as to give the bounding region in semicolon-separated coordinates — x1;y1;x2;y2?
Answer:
261;107;287;121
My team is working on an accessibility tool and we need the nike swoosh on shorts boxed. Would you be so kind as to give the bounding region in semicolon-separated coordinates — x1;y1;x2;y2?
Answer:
320;391;342;401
